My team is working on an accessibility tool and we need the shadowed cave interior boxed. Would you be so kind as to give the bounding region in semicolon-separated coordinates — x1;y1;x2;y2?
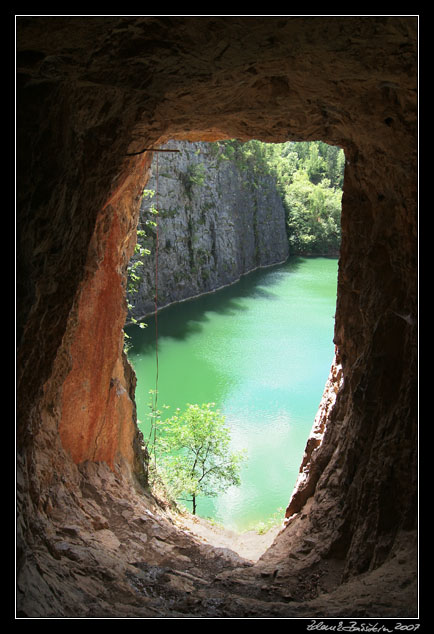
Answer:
16;16;418;619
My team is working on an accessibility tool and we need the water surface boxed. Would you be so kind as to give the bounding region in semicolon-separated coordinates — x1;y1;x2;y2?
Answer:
126;257;338;531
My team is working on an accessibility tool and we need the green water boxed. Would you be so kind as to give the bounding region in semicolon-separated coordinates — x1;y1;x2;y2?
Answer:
126;256;338;532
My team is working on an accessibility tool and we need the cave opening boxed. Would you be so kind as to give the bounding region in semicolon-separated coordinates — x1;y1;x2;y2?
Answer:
124;138;343;532
16;16;418;618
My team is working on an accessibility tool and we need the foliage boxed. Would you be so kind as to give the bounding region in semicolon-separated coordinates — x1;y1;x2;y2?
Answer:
126;189;156;305
215;138;345;255
150;402;247;515
285;171;342;255
124;189;156;352
181;162;206;197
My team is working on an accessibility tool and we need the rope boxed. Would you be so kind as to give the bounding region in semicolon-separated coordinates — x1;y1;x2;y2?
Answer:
153;152;160;466
141;147;179;468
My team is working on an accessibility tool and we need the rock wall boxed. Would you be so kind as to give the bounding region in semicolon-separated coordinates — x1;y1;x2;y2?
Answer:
127;140;289;321
16;16;418;618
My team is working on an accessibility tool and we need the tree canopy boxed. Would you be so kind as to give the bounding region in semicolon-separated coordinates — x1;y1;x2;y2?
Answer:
153;403;246;515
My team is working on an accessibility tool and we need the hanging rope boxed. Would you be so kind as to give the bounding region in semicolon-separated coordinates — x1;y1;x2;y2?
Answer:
153;152;160;466
140;147;180;470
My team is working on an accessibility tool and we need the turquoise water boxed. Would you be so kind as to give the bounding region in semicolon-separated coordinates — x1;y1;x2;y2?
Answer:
126;257;338;531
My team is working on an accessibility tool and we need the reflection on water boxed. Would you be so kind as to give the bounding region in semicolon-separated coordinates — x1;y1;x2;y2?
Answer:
126;257;338;531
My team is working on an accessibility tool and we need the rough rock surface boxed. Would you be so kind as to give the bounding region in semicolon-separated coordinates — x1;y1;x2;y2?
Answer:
127;140;289;321
16;459;418;619
284;349;344;522
16;16;418;619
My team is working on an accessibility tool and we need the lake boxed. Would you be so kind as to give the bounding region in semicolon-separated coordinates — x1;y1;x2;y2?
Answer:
125;256;338;532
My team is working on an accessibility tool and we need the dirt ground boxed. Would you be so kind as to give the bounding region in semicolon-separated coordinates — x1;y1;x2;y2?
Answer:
175;513;282;562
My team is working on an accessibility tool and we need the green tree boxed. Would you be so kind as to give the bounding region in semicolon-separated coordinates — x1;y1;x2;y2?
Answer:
285;170;342;254
303;143;326;184
154;403;247;515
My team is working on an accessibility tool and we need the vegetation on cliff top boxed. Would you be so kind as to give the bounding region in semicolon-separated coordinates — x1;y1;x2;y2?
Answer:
213;139;344;255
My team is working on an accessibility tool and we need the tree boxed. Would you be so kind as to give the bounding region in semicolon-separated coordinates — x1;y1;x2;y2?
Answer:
303;143;326;185
284;170;342;254
154;403;247;515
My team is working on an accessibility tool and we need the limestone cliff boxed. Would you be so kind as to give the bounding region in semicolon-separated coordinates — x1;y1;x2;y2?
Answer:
127;141;289;321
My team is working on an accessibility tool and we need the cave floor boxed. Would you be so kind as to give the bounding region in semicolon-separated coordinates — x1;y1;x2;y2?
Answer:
17;461;418;619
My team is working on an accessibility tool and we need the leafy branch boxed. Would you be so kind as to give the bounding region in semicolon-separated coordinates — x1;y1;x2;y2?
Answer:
124;188;157;352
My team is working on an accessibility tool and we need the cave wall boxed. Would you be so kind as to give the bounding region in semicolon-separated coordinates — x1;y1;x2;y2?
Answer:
16;15;418;589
